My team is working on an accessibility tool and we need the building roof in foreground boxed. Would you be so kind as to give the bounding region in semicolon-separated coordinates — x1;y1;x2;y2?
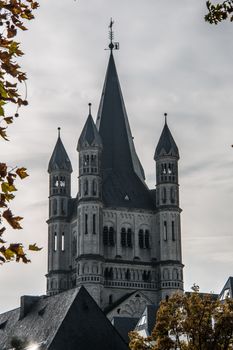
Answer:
219;276;233;300
0;287;128;350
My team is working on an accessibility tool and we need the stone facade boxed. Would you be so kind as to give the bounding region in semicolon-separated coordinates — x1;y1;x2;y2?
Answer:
46;50;184;312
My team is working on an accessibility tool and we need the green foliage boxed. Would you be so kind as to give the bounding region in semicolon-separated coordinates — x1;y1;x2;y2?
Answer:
129;286;233;350
205;0;233;24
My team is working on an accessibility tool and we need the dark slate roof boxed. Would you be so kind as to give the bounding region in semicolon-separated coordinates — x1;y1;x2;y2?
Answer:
77;114;102;151
96;52;154;210
48;135;72;173
219;276;233;300
112;317;139;343
0;287;129;350
154;121;179;159
134;304;158;336
104;291;135;315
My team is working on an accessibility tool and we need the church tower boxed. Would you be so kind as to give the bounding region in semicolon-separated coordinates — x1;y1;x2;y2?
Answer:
47;129;72;296
76;104;104;305
154;115;183;299
46;22;184;316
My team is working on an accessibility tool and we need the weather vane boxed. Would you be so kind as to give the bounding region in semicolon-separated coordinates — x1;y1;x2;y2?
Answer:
107;18;119;51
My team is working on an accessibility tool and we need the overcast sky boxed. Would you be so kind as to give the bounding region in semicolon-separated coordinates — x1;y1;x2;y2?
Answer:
1;0;233;313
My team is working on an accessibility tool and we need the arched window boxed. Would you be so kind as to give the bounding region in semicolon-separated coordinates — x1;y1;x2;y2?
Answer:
145;230;150;248
53;199;57;215
170;187;175;203
92;214;96;234
163;221;167;241
84;179;88;196
172;221;175;241
121;228;126;247
72;235;77;257
83;154;90;173
85;214;88;234
125;269;131;280
139;229;144;248
127;228;132;247
54;233;57;251
92;180;97;196
103;226;108;245
91;154;97;172
61;233;65;251
109;227;114;246
61;199;65;215
162;187;167;203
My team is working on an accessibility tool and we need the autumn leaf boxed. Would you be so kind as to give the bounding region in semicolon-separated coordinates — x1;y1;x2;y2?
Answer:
0;127;9;141
0;227;6;236
1;182;17;193
0;0;38;265
2;209;23;229
3;248;16;260
16;167;29;179
29;243;42;251
0;163;7;178
4;117;13;124
0;256;6;263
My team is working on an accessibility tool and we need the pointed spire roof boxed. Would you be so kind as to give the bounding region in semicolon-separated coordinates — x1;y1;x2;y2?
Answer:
77;105;102;151
48;129;72;173
96;52;153;210
154;119;179;160
96;52;145;181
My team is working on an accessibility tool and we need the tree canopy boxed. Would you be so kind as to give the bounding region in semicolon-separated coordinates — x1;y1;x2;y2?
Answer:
129;285;233;350
0;0;41;264
205;0;233;24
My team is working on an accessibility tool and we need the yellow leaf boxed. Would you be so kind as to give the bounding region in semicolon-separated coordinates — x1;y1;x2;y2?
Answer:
4;248;15;260
29;243;42;251
16;167;29;179
1;182;17;193
2;209;23;229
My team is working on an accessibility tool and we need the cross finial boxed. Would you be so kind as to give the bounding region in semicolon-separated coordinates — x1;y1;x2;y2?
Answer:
88;103;92;115
107;18;119;51
58;127;61;137
109;18;114;51
164;113;167;124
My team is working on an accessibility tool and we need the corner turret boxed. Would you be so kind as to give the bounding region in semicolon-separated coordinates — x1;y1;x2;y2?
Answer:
76;104;104;305
154;115;183;301
47;128;73;296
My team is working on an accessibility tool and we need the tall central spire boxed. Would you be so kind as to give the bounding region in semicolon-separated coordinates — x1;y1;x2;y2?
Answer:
96;26;153;210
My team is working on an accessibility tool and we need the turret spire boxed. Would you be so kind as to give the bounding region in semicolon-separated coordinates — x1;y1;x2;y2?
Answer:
77;105;102;151
48;129;72;173
154;117;179;160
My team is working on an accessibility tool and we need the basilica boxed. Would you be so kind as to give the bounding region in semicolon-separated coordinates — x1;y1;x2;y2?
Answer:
46;31;183;319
